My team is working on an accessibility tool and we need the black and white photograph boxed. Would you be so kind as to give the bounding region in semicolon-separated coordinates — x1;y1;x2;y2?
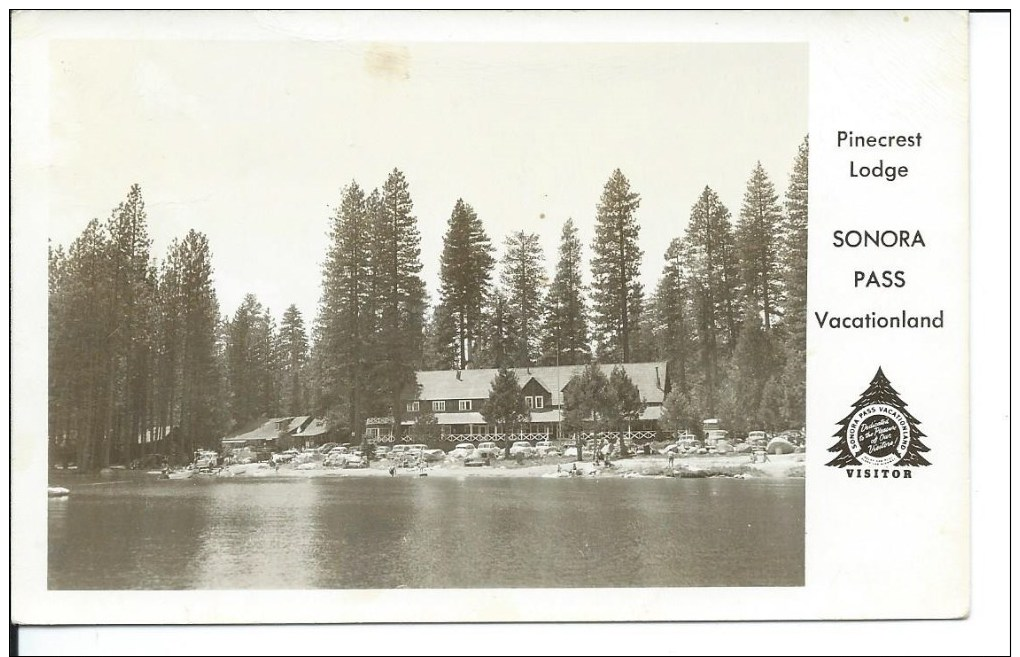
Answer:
41;23;807;592
13;10;977;629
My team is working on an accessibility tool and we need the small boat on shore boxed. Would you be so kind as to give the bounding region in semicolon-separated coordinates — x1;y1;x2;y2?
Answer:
48;486;70;497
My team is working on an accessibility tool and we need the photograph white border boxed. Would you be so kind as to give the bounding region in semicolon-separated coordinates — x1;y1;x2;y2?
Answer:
11;10;986;636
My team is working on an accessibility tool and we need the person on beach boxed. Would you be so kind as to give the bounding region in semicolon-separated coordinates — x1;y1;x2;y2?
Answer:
388;465;396;476
668;452;675;468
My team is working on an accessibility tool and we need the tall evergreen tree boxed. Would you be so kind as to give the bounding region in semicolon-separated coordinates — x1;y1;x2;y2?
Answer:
315;182;376;440
370;169;427;440
438;199;494;368
474;289;512;369
776;136;809;430
652;237;694;393
103;184;154;464
679;186;740;415
736;162;784;329
225;294;267;425
782;136;809;351
161;230;221;458
499;230;546;367
590;169;643;362
539;218;590;366
54;219;112;471
719;314;781;437
421;303;457;370
277;304;309;416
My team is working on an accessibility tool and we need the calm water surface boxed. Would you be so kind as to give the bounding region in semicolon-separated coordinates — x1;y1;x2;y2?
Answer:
48;474;803;589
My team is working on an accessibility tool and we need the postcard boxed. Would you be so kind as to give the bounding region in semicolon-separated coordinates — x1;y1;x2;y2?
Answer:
11;10;970;624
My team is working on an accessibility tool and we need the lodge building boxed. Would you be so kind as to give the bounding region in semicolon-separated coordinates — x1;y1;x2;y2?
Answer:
366;361;670;442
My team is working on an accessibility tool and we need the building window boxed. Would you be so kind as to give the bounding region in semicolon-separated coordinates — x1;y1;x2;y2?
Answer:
534;396;544;409
458;400;471;411
432;400;446;412
525;396;534;409
406;401;420;412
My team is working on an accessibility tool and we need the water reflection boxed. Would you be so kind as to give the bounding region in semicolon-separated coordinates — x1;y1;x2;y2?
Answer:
49;475;803;589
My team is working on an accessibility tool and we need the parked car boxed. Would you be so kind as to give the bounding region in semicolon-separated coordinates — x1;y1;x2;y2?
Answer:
342;453;367;468
475;442;502;458
747;431;769;448
317;442;339;454
373;445;390;458
272;448;300;464
324;452;349;468
533;441;561;457
193;450;219;471
509;441;535;458
449;443;476;459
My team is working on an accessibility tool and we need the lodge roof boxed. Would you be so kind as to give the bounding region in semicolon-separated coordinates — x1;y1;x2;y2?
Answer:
222;416;329;444
413;361;668;407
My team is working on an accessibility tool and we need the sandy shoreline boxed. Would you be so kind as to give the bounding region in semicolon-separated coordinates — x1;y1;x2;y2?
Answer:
211;452;806;480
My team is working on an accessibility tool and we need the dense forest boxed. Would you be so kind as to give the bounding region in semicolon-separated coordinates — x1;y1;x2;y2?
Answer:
49;138;808;470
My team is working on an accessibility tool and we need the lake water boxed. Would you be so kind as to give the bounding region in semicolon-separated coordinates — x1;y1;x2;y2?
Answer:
48;474;803;589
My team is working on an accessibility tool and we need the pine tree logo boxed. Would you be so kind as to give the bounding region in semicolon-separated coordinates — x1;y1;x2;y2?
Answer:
827;367;930;468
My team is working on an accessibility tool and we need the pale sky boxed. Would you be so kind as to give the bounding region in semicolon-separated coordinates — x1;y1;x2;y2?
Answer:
49;39;807;326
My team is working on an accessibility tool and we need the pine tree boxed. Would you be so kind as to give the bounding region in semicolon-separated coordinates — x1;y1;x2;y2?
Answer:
679;186;740;415
480;366;528;458
103;184;154;464
55;219;112;471
607;365;644;454
827;368;930;467
499;230;546;367
371;169;427;440
658;387;700;438
590;169;643;362
539;218;590;366
777;136;809;431
225;294;268;425
721;315;781;437
561;362;611;461
438;199;495;369
782;136;809;352
652;237;694;392
315;182;376;440
421;303;457;370
736;162;784;329
474;289;512;369
277;304;309;415
162;230;221;457
410;406;441;443
50;188;225;469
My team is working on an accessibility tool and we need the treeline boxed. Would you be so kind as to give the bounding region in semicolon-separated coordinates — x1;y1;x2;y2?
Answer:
49;138;807;468
655;138;808;437
49;186;222;469
419;138;808;438
48;187;313;469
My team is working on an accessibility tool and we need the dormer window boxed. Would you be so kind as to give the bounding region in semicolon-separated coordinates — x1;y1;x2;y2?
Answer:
459;400;471;411
432;401;446;412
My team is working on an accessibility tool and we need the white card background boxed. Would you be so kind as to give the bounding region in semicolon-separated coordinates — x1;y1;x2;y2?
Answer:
12;10;974;628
